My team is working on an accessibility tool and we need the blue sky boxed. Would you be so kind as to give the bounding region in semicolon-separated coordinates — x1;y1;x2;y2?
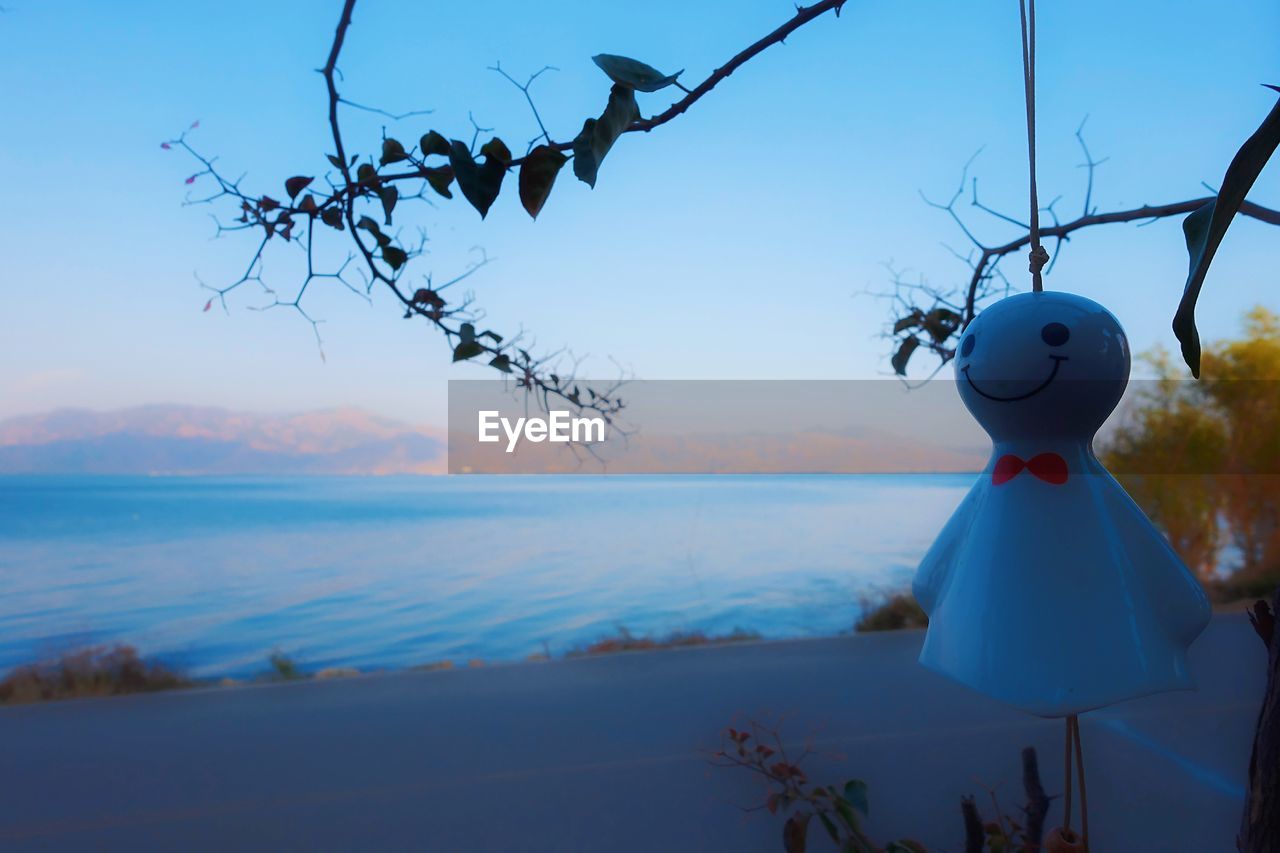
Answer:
1;0;1277;425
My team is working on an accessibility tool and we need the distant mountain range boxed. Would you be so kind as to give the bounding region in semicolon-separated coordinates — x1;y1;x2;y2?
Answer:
0;405;989;476
0;406;446;475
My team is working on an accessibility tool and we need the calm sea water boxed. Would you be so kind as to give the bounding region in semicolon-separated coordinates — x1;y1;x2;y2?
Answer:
0;474;972;677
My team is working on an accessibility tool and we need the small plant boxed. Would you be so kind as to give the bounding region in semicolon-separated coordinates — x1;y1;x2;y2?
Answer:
0;645;189;705
854;592;928;633
712;719;926;852
715;719;1051;852
266;652;304;681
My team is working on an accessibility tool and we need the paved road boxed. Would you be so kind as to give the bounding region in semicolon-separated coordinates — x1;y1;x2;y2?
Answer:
0;616;1265;851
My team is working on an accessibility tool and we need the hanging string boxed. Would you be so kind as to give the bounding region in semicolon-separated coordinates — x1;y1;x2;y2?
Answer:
1062;716;1074;835
1020;4;1090;846
1072;715;1091;851
1018;0;1049;292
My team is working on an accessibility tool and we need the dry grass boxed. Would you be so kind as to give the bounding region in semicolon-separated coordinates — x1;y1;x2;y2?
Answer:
569;626;761;657
0;645;190;705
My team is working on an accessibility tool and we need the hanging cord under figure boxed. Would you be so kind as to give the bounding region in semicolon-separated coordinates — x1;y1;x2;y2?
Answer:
1073;715;1090;850
1018;0;1050;292
1062;714;1074;835
1058;714;1091;851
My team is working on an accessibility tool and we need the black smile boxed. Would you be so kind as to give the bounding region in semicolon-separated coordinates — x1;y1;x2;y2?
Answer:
962;356;1068;402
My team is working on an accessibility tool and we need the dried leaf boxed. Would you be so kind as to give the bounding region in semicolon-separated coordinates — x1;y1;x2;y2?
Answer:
284;176;313;199
379;185;398;224
320;207;344;230
782;813;810;853
422;165;454;199
891;337;920;376
453;340;485;362
1175;86;1280;377
592;54;683;92
382;245;407;270
419;131;449;157
519;145;569;219
893;310;923;334
922;308;960;344
380;138;408;166
412;288;445;310
449;139;510;218
572;84;639;188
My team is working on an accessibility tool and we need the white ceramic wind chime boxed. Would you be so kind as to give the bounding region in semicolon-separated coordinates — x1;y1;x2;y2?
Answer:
910;2;1212;849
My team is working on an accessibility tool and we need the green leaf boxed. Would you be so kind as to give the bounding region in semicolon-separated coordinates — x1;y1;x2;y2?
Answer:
832;798;860;835
380;137;408;166
519;145;569;219
891;337;919;376
1175;86;1280;378
884;842;928;853
458;322;477;343
448;139;510;218
284;176;313;199
419;131;450;157
422;165;454;199
379;185;398;224
382;245;407;270
489;354;512;373
817;813;840;844
573;84;640;188
453;340;485;362
327;154;344;170
592;54;683;93
842;780;869;816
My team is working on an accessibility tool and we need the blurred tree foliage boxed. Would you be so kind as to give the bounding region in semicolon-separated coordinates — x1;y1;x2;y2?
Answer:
1102;307;1279;595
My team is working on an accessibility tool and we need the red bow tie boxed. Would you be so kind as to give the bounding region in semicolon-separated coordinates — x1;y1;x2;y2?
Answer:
992;452;1069;486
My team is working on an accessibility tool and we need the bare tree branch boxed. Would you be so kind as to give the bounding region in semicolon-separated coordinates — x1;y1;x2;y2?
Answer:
170;0;851;423
881;126;1280;378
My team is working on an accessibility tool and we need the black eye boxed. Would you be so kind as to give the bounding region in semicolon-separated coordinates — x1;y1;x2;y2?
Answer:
960;334;976;357
1041;322;1070;346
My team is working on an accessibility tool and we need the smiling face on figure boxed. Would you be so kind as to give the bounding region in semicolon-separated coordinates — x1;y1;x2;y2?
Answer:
954;292;1130;441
